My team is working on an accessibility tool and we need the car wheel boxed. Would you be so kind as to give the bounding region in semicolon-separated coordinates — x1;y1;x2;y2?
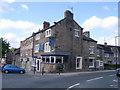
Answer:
19;70;24;74
4;70;9;74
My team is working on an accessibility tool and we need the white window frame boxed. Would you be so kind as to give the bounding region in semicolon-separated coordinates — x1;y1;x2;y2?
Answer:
104;53;109;58
100;61;104;66
89;57;95;68
96;60;100;68
89;46;94;55
74;29;79;37
44;42;51;52
34;44;39;53
45;29;51;37
76;57;82;69
97;49;100;57
35;33;40;40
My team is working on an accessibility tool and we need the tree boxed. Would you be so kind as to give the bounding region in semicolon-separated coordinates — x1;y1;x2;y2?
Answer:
0;38;10;58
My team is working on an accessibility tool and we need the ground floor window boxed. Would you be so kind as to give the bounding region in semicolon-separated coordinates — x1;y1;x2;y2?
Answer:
41;56;63;64
96;60;100;68
89;57;95;68
76;57;82;69
100;61;103;66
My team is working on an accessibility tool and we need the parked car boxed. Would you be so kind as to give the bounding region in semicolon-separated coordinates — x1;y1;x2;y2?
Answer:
116;68;120;77
2;64;25;74
1;63;7;71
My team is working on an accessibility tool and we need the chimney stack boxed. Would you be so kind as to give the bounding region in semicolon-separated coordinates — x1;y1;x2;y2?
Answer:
64;10;73;19
43;21;50;29
83;31;90;37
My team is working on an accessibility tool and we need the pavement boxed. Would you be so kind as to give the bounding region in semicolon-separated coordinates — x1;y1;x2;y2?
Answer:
25;70;116;76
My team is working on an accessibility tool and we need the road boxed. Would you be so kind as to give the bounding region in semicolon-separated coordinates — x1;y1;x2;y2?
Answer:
2;70;120;89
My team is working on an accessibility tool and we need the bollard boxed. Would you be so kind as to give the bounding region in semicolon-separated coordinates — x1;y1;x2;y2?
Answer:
42;67;44;75
33;67;36;75
59;68;60;75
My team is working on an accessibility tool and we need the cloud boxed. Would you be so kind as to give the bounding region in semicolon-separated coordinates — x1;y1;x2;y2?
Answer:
1;33;24;48
0;3;15;13
0;19;41;34
0;19;43;48
5;0;16;3
82;16;118;45
103;5;109;10
21;4;29;11
82;16;118;31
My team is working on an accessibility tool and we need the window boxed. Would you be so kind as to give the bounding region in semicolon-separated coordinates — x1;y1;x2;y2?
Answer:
89;58;94;68
45;29;51;37
51;57;54;63
41;56;63;64
46;57;50;63
104;53;109;57
34;44;39;53
56;57;63;63
100;61;103;66
97;49;100;57
21;53;22;56
44;42;51;52
114;53;118;58
89;46;94;54
39;43;44;51
35;33;40;40
96;60;100;68
26;52;28;56
74;29;79;37
42;57;46;62
76;57;82;69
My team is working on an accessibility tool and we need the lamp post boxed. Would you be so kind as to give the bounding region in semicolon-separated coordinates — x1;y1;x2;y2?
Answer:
115;36;120;69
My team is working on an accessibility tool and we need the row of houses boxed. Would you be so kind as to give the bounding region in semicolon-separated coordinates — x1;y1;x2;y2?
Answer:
14;10;120;72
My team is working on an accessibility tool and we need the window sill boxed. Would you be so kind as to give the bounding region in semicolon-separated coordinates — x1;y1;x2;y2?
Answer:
89;66;95;68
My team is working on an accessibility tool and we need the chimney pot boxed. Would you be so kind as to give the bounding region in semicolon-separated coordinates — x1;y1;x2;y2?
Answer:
64;10;73;19
43;21;50;29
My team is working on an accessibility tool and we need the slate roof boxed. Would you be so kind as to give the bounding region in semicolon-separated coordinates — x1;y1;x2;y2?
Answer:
83;35;97;42
98;44;113;53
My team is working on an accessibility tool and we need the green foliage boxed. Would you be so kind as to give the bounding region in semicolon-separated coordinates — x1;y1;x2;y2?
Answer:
104;63;120;70
0;38;10;58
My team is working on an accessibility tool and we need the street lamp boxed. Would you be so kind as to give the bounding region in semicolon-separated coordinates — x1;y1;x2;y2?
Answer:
115;36;120;69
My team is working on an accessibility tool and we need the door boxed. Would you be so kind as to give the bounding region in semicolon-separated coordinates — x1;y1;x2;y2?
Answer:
36;59;41;72
76;57;82;69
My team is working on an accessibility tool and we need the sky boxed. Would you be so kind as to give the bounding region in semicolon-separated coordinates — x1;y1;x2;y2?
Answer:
0;0;119;48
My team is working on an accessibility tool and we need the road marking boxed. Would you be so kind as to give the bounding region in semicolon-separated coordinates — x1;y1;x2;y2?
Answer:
67;83;80;90
109;74;115;77
86;77;103;82
113;80;118;83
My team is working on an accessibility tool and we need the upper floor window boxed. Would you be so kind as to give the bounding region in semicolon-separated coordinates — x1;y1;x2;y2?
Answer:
104;53;109;58
34;44;39;53
89;46;94;54
97;49;100;57
44;42;51;52
35;33;40;40
74;29;79;37
45;29;51;37
113;53;118;58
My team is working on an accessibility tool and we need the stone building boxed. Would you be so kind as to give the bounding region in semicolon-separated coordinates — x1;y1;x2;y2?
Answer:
13;48;20;67
98;43;120;65
19;10;119;72
20;36;33;72
33;10;83;72
82;31;100;71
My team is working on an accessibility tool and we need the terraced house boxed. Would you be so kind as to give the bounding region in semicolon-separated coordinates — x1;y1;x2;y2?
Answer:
97;43;120;66
20;10;119;72
20;36;33;72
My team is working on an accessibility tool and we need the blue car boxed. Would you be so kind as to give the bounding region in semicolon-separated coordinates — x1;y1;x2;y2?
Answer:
2;64;25;74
